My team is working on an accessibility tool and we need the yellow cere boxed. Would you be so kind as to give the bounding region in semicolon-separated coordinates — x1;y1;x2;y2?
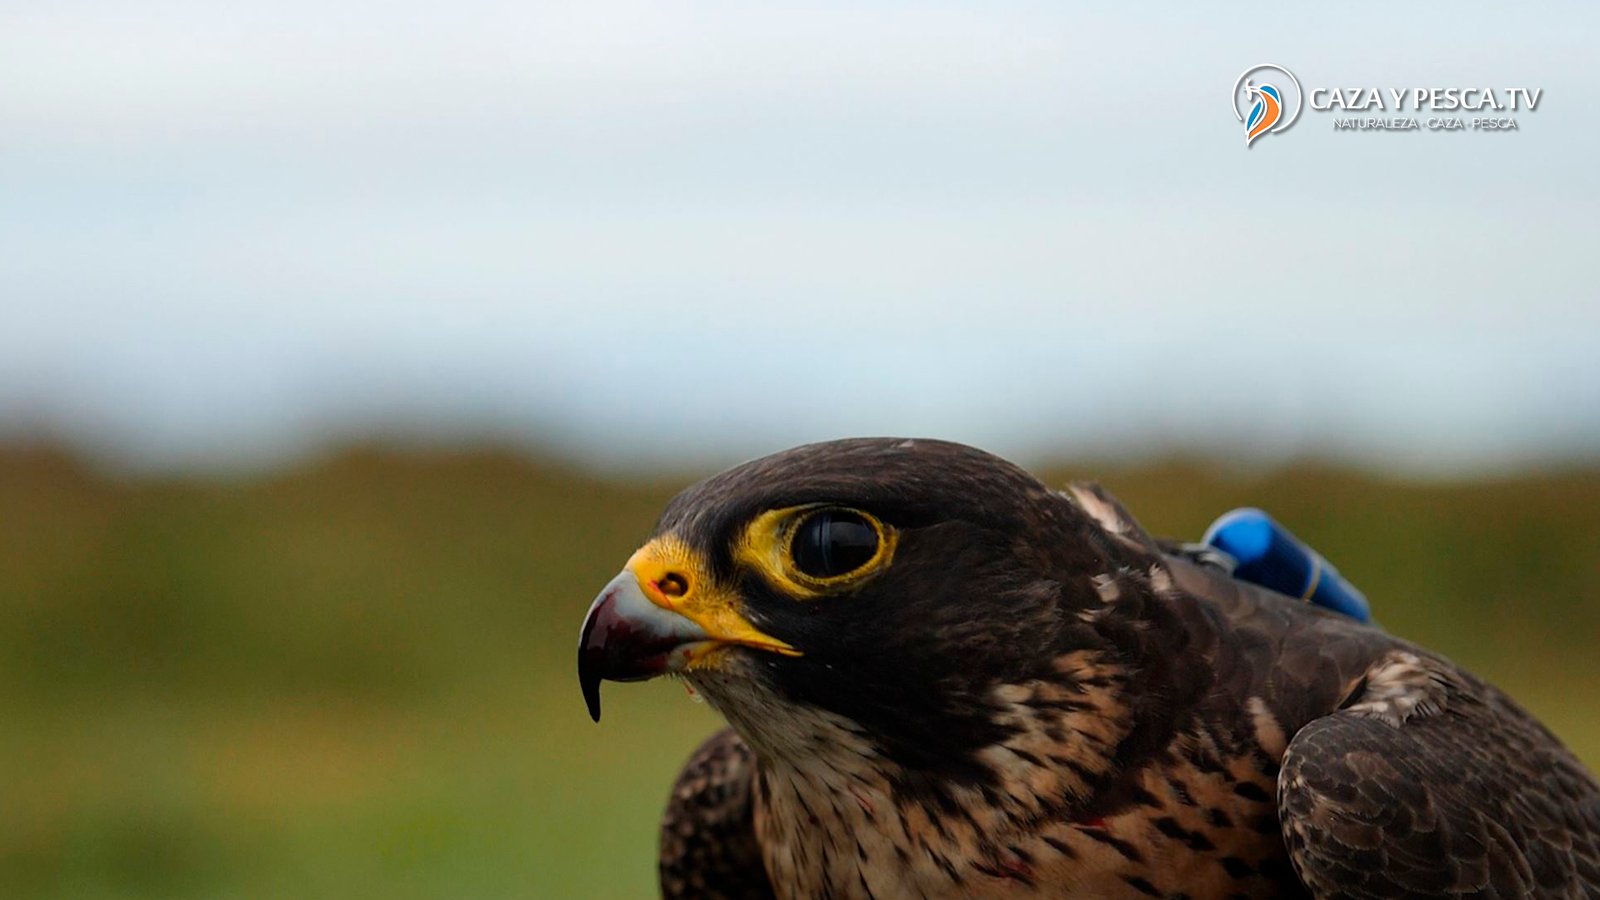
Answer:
625;536;802;660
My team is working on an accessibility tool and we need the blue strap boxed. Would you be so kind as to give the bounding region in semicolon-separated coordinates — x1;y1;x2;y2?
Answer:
1202;508;1371;623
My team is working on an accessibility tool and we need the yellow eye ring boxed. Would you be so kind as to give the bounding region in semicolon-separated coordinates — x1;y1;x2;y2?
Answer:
737;505;897;597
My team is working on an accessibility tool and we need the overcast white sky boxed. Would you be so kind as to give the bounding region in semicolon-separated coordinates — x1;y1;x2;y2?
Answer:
2;1;1597;475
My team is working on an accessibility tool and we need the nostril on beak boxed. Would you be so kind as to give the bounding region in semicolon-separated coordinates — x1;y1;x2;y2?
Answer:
657;572;689;598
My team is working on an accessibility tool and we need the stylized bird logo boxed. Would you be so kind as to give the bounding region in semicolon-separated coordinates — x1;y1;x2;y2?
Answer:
1245;79;1283;147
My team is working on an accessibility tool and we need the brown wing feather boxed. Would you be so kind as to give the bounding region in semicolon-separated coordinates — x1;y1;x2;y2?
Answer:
660;728;774;900
1279;653;1600;898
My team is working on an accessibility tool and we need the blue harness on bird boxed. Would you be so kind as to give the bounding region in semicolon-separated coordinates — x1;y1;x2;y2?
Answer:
1199;508;1371;623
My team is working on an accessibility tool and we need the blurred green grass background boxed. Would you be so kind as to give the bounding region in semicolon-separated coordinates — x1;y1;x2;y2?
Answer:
2;445;1597;898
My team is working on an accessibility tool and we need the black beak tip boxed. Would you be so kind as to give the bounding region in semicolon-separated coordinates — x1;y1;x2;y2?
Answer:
578;588;613;722
579;641;604;722
581;671;602;722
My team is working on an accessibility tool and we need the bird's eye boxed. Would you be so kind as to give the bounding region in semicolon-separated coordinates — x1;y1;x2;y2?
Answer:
790;509;880;580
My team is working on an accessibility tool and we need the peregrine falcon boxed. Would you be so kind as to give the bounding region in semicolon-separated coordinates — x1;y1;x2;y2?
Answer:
577;438;1600;898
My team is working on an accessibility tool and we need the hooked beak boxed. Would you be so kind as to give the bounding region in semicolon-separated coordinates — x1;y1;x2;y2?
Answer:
577;571;710;722
577;541;800;722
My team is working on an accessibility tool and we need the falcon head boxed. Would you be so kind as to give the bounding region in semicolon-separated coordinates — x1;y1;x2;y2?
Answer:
578;438;1171;779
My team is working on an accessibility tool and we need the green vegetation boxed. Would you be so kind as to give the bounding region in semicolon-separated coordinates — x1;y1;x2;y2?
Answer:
2;446;1596;898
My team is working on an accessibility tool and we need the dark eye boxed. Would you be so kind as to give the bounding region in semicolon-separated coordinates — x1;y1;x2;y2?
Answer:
791;509;880;579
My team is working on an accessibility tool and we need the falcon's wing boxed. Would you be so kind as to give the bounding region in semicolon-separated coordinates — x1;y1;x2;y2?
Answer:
1278;651;1600;898
659;728;774;900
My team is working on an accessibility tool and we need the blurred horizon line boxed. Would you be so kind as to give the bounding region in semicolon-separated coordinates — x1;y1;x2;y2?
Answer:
7;426;1599;486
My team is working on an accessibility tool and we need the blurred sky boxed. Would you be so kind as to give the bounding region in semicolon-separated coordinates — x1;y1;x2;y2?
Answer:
3;1;1597;475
